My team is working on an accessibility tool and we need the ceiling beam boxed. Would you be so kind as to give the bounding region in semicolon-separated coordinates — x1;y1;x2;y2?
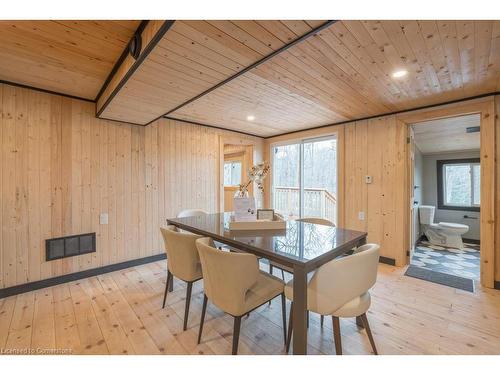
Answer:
96;20;175;117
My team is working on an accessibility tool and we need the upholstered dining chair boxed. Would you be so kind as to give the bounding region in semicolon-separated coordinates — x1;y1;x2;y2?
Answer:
195;237;287;355
285;243;380;355
177;208;208;218
160;225;204;331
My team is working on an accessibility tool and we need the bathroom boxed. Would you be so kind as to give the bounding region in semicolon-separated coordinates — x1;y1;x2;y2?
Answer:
409;114;481;287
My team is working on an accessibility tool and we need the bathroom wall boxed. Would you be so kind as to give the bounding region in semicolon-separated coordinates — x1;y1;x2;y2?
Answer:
413;146;424;244
421;150;481;241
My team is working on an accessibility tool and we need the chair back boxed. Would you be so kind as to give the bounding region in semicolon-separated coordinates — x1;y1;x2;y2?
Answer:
296;217;335;226
307;243;379;315
160;225;203;282
177;209;208;218
196;237;259;316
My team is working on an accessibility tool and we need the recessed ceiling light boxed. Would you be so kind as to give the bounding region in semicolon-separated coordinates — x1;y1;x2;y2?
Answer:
246;115;255;121
392;70;408;78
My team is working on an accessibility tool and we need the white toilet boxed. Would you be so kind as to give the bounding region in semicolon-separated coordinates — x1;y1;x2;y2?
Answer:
418;205;469;249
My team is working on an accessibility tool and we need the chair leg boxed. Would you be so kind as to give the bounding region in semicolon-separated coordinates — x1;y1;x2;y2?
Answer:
360;313;378;355
332;316;342;355
162;270;171;308
268;263;274;306
168;272;174;292
197;294;208;344
183;281;193;331
280;293;287;346
286;302;293;353
320;315;324;327
232;316;242;355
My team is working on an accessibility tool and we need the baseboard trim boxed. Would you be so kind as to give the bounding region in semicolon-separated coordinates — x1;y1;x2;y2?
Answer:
379;256;396;266
495;281;500;290
463;238;480;245
0;253;166;299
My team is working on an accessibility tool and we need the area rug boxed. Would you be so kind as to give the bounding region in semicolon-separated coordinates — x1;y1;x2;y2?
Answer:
404;265;474;292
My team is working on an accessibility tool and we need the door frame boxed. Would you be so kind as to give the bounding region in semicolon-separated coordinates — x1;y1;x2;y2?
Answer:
397;96;496;288
218;135;258;213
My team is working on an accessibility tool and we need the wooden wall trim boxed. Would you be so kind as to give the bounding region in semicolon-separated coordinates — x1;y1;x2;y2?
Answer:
96;20;175;116
165;116;262;138
264;91;500;139
0;79;94;103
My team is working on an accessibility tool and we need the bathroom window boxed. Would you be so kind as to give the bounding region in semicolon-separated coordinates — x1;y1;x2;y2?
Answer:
437;158;480;212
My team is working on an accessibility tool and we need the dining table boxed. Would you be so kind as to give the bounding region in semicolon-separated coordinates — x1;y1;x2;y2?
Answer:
166;212;367;354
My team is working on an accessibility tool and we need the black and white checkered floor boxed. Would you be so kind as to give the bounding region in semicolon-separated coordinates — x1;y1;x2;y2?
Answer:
410;240;480;280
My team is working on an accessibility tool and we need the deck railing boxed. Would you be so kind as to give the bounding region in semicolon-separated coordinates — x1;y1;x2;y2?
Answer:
273;186;336;224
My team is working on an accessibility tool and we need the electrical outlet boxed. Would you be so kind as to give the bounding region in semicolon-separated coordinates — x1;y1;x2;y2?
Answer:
365;175;373;184
358;211;365;221
100;213;109;225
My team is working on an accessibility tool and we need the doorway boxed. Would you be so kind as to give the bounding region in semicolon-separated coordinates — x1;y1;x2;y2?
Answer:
270;135;338;224
408;114;481;288
222;144;253;211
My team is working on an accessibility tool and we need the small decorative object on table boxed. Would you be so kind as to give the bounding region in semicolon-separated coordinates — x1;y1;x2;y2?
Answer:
257;209;275;221
234;161;270;198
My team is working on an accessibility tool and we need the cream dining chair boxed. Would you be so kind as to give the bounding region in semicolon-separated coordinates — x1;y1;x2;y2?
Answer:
285;243;380;355
195;237;287;355
160;225;204;331
177;208;208;218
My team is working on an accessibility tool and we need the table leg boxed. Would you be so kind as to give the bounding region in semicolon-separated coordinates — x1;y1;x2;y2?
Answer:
292;265;308;354
355;236;368;328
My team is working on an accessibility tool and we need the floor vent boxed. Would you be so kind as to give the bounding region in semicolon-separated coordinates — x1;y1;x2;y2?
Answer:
46;233;96;261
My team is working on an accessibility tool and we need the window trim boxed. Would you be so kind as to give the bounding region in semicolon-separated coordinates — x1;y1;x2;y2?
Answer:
223;159;242;187
270;134;338;221
437;158;480;212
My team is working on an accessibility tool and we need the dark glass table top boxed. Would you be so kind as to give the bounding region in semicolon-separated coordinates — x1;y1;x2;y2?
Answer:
167;213;367;270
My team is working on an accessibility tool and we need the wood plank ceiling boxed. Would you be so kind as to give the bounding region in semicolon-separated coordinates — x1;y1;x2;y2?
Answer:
97;20;326;124
413;113;480;154
168;20;500;137
0;21;141;99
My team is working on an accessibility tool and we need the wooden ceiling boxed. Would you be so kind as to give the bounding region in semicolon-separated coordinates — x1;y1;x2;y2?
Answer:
0;20;141;99
1;20;499;137
97;20;325;124
413;114;480;154
169;20;500;137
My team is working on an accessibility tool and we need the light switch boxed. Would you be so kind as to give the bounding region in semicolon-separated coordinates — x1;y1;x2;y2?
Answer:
358;211;365;221
365;175;373;184
100;213;109;225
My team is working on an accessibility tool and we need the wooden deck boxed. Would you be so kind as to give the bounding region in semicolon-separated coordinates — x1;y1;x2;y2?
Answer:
1;261;499;355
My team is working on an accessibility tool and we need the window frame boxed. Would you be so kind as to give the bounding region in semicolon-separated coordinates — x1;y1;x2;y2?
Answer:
223;158;243;187
270;134;338;221
436;158;480;212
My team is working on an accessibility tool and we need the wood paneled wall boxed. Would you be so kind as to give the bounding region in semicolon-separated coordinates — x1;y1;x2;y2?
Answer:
0;83;263;289
496;95;500;283
343;117;406;265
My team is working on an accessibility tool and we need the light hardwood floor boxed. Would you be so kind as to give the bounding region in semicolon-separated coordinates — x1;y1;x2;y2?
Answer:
1;261;500;355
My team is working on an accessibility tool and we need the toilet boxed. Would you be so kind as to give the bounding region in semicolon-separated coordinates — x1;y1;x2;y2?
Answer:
418;205;469;249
